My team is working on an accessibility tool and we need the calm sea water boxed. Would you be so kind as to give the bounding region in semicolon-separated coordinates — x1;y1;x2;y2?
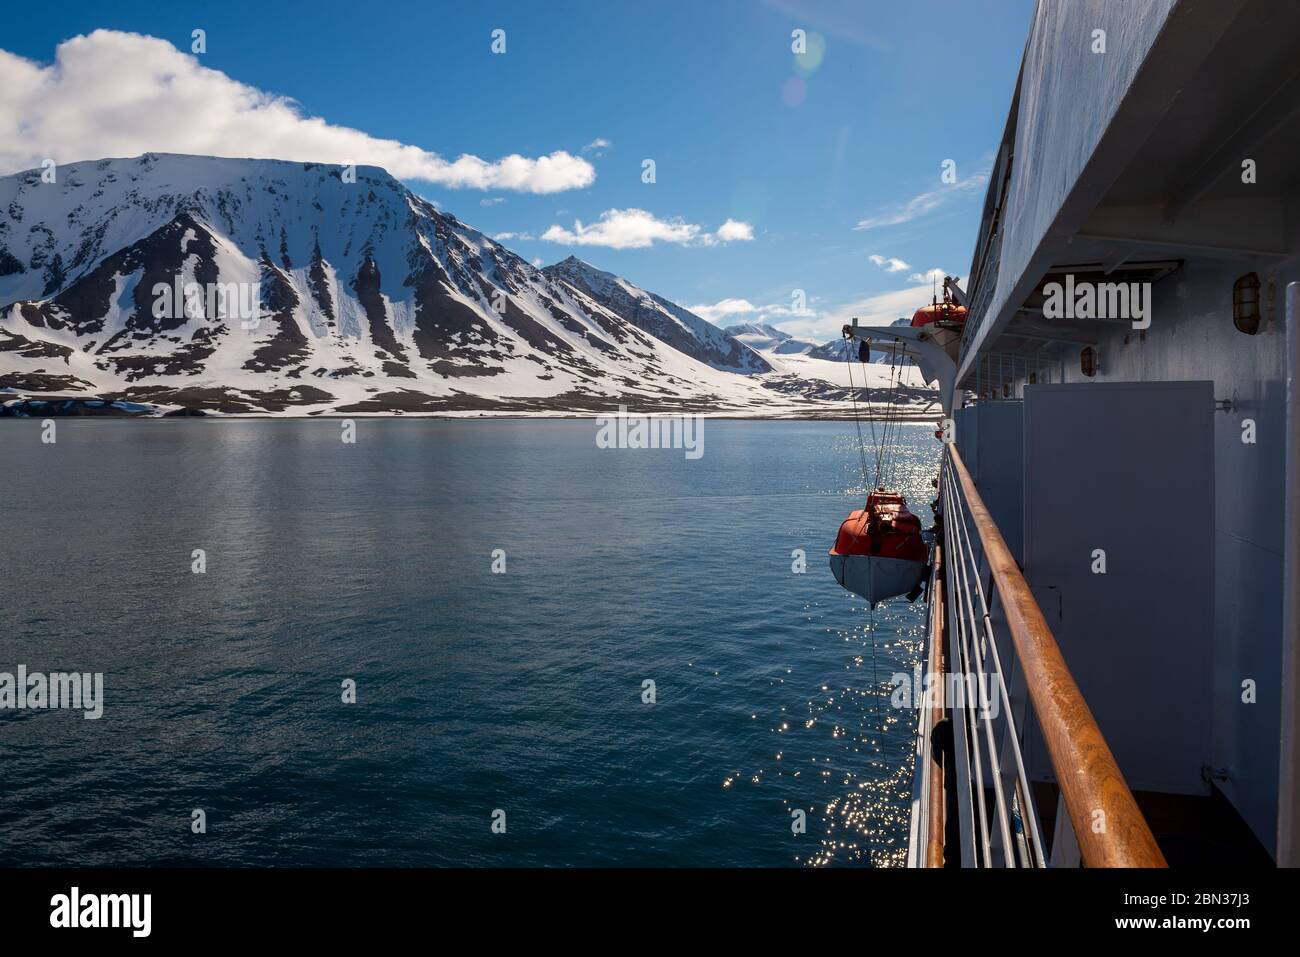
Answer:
0;418;937;867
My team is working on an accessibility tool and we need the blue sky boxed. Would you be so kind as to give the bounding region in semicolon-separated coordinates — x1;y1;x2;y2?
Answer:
0;0;1033;340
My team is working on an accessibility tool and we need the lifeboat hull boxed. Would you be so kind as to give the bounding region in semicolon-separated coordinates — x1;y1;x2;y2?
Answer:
829;553;927;608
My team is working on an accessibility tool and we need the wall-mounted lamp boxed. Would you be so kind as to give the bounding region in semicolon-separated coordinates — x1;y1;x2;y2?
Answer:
1233;272;1261;335
1080;346;1098;377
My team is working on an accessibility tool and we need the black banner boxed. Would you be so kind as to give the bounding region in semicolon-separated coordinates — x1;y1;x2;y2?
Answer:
0;867;1289;942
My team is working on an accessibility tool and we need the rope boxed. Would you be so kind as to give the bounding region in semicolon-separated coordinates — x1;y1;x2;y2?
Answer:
845;335;885;762
867;347;880;486
887;342;909;487
873;341;903;490
883;345;902;487
843;337;871;494
869;604;880;752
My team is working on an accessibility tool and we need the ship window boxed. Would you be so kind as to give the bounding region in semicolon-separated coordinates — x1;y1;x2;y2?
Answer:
1080;346;1098;377
1233;272;1261;335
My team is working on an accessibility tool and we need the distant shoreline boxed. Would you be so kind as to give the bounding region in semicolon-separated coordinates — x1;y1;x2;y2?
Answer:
1;394;940;422
0;410;939;422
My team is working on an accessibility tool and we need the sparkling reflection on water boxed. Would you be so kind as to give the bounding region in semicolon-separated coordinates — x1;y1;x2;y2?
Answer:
0;419;939;867
749;428;935;868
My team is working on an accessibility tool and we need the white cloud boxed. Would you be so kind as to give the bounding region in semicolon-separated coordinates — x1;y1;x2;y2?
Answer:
0;30;596;192
542;209;697;249
581;138;611;154
687;297;802;325
909;267;947;284
480;197;506;207
854;171;989;230
713;219;754;243
687;298;764;323
493;231;535;242
540;209;754;250
869;254;910;273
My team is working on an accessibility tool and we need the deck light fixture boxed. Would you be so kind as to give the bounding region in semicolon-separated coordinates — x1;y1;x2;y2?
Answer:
1233;272;1261;335
1080;346;1098;377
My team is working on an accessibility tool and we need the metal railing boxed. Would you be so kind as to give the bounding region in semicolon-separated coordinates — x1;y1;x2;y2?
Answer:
912;445;1167;867
907;544;947;867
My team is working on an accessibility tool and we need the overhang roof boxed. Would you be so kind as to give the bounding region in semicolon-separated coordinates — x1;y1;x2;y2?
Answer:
958;0;1300;383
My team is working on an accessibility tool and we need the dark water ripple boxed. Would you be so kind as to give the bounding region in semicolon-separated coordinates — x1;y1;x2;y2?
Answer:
0;419;937;866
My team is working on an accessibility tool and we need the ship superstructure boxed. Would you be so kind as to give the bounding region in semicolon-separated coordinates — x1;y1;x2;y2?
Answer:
862;0;1299;867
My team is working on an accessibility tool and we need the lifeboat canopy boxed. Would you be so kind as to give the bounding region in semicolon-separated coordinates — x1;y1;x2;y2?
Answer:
910;300;967;327
828;490;929;607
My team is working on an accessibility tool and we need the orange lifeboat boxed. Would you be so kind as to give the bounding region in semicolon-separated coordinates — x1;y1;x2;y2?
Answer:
903;285;968;365
828;491;929;607
910;299;967;327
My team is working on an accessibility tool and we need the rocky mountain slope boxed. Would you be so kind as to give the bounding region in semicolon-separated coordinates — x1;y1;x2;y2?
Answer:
547;258;770;373
0;154;935;417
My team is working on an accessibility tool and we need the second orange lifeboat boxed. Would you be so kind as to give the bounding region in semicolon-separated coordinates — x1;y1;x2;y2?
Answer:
910;299;967;327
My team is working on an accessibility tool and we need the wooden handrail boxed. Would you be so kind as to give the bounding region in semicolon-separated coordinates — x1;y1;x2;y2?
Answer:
947;445;1166;868
926;544;947;868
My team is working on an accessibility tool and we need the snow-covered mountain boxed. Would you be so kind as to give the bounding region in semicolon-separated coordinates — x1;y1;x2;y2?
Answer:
720;321;911;364
722;322;816;355
0;154;933;416
807;338;857;361
807;319;916;363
